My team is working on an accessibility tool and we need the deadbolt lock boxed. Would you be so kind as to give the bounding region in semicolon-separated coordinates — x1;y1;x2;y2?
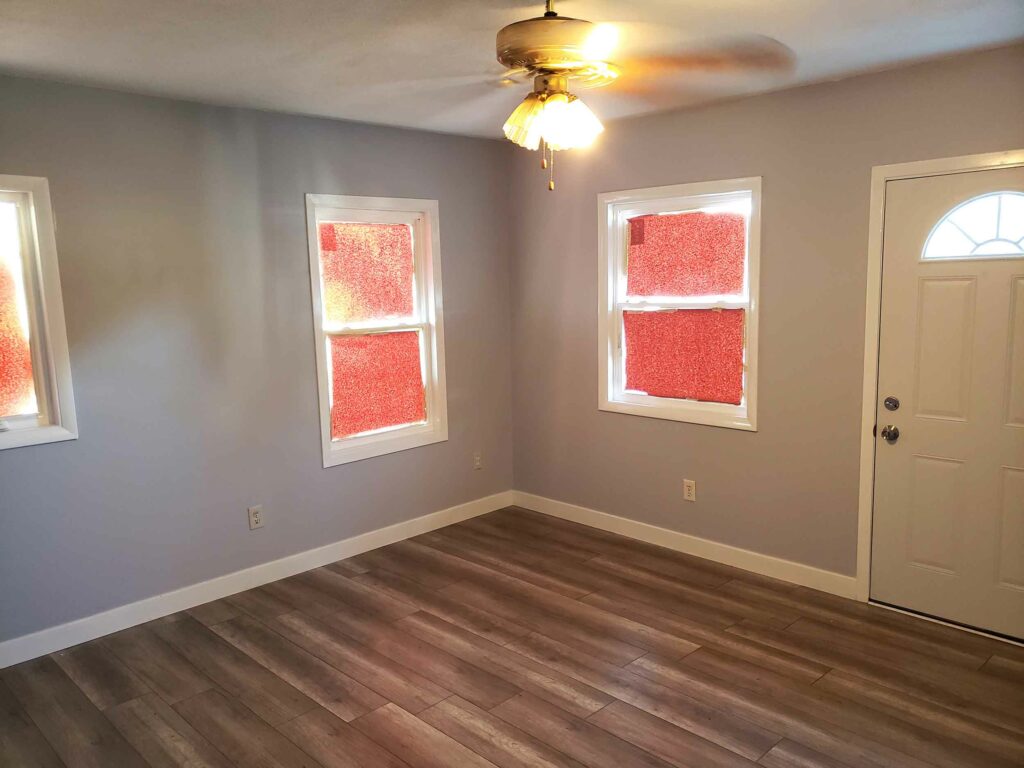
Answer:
884;396;900;411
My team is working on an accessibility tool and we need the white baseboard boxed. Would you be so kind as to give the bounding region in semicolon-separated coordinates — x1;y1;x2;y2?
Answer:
0;490;514;669
513;491;858;600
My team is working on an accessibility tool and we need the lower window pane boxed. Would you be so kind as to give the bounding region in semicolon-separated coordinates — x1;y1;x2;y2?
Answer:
0;201;37;419
330;331;426;440
624;309;744;405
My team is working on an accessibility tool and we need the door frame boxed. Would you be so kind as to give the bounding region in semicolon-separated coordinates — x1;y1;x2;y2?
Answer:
856;148;1024;602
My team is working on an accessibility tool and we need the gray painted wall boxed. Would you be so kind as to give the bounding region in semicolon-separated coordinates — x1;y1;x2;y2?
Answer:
1;46;1021;644
509;45;1024;576
0;76;515;642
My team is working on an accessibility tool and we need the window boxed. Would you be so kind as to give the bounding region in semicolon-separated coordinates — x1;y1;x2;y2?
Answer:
306;194;447;466
923;191;1024;260
598;178;760;430
0;175;77;450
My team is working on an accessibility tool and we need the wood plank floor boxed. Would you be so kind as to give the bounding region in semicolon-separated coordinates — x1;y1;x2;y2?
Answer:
3;506;1023;768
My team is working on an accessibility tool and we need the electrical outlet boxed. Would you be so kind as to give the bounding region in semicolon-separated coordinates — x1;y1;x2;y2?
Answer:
248;505;264;530
473;450;483;470
683;479;696;502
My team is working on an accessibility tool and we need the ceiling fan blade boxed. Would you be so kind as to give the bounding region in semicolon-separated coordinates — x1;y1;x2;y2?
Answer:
618;36;795;77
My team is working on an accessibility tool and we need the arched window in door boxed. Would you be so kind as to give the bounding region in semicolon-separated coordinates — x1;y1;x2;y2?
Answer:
922;191;1024;260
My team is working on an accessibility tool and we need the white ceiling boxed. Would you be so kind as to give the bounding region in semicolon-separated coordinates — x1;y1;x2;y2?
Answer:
2;1;1022;138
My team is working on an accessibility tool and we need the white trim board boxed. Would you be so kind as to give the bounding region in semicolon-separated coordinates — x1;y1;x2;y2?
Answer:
0;490;513;670
856;149;1024;602
514;491;858;599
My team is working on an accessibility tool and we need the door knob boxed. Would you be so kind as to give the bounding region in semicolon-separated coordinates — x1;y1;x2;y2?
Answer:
880;425;900;444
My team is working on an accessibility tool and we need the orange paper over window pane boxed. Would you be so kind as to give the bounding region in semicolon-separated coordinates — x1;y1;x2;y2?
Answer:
0;202;36;419
624;309;744;405
319;222;415;325
330;331;425;439
627;211;745;297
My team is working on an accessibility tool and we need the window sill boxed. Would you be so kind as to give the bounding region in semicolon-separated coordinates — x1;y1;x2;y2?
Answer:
0;423;78;451
599;396;756;432
322;422;448;467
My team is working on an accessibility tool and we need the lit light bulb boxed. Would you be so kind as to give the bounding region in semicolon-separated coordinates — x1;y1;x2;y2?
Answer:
549;96;604;150
502;91;604;152
583;23;618;61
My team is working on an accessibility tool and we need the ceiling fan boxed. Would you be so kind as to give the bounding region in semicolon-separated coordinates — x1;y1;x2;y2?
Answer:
496;1;795;189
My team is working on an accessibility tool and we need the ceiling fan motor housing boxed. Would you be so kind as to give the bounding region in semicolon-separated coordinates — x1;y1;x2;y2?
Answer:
496;16;619;87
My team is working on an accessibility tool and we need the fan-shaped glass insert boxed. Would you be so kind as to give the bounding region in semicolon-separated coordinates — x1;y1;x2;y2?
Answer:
923;191;1024;260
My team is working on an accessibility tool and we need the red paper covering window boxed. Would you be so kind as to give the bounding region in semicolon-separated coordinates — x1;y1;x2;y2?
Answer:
319;222;415;325
0;206;36;418
330;331;426;439
624;309;745;405
626;211;745;297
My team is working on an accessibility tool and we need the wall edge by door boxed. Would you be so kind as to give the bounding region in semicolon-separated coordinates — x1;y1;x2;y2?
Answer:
0;490;515;669
857;148;1024;603
513;491;858;599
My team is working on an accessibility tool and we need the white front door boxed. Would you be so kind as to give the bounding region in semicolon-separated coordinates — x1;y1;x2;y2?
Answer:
871;164;1024;639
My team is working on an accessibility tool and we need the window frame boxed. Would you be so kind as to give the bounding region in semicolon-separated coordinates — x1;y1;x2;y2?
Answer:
0;175;77;451
597;177;761;431
305;194;448;467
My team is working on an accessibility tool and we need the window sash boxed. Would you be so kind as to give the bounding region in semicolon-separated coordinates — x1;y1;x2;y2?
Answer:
0;175;77;450
306;194;447;466
598;178;760;431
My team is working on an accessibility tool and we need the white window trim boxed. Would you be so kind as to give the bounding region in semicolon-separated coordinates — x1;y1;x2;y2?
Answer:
597;177;761;431
305;194;448;467
0;175;77;451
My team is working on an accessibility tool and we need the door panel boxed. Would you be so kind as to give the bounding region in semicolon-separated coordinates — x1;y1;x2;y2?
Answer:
871;165;1024;639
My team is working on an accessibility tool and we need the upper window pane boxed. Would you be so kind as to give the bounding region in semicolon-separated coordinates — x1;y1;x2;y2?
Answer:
923;191;1024;260
624;309;745;405
0;201;37;418
318;222;415;325
330;330;426;440
626;210;746;298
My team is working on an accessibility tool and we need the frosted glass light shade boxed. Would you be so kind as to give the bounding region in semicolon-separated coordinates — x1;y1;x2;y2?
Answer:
503;92;604;151
503;93;546;150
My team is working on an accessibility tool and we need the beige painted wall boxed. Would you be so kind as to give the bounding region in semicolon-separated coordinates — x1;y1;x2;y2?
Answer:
509;45;1024;575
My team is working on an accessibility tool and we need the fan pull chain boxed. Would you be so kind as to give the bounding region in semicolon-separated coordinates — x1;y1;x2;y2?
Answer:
548;146;555;191
540;138;548;169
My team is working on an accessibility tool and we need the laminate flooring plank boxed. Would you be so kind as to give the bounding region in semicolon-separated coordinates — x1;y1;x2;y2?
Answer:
351;569;530;645
490;692;677;768
313;605;521;710
580;592;828;683
103;624;215;704
293;568;417;621
397;611;614;718
351;702;499;768
680;646;1016;768
269;611;449;714
186;600;241;627
51;639;150;710
2;656;147;768
727;621;1024;735
419;695;587;768
174;689;322;768
504;632;781;761
152;614;316;725
211;615;386;722
627;653;944;768
0;679;65;768
105;693;235;768
587;699;759;768
758;739;852;768
814;669;1024;765
278;707;413;768
411;532;598;606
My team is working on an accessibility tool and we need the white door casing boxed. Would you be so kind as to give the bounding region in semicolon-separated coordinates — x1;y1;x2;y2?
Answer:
869;163;1024;639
